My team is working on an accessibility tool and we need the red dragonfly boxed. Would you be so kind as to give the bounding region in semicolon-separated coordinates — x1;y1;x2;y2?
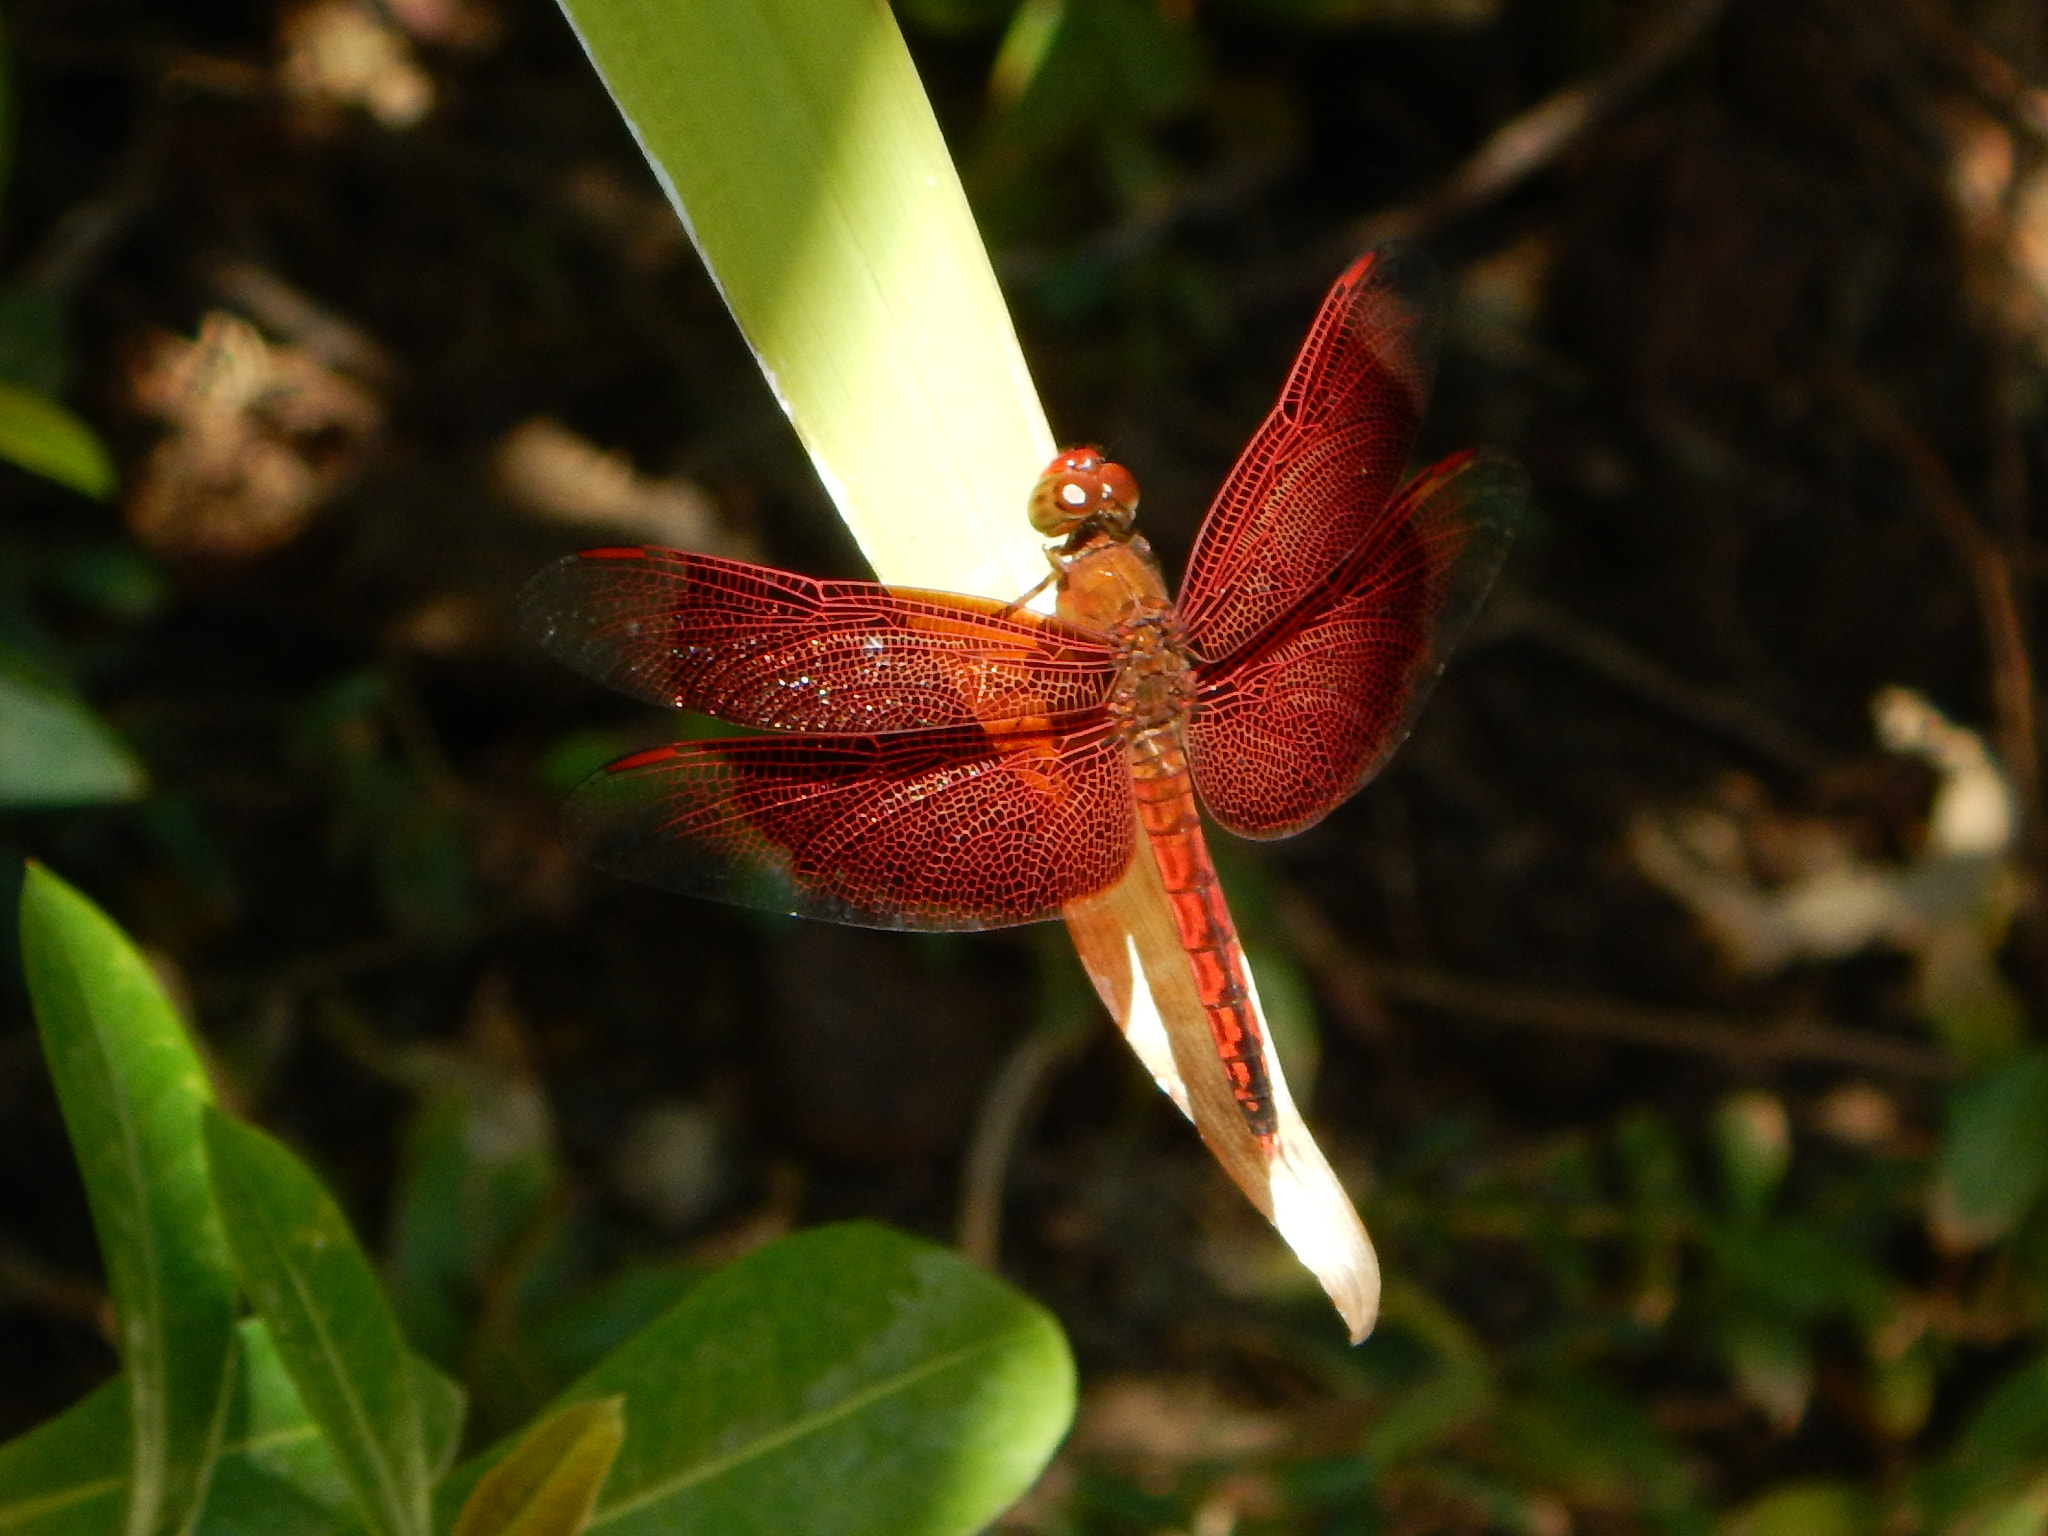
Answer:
523;247;1520;1150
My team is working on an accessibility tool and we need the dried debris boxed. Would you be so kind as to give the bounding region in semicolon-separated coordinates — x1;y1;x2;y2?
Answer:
1631;687;2023;1064
126;310;382;561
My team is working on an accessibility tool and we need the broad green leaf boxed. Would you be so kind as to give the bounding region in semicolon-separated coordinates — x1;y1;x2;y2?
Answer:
448;1400;623;1536
20;865;237;1536
549;0;1054;598
1932;1049;2048;1247
526;1264;708;1393
202;1112;433;1536
0;667;145;806
1719;1481;1876;1536
0;380;114;499
438;1223;1074;1536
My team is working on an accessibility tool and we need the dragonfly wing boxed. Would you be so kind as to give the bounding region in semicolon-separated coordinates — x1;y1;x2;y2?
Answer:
1177;247;1441;663
1189;449;1522;838
568;720;1136;930
520;546;1116;731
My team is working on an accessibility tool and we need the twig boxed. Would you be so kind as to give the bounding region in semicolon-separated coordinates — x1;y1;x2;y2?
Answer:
1238;0;1730;310
0;1238;111;1333
957;1018;1089;1269
1826;372;2041;857
1277;892;1956;1080
1897;0;2048;145
1364;2;1720;241
1481;591;1834;776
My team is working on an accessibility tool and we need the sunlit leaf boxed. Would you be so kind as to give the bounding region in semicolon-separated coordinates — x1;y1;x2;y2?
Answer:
550;0;1054;599
20;863;237;1536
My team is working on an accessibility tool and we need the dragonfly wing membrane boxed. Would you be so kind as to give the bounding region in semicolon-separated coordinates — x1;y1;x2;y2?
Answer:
520;546;1115;732
1178;247;1441;662
568;722;1137;930
1189;449;1523;838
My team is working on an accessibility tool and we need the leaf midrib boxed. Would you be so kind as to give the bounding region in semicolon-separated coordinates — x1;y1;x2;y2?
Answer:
592;1321;1036;1529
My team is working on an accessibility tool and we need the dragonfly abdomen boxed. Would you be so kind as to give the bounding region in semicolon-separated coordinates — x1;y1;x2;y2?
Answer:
1127;727;1278;1146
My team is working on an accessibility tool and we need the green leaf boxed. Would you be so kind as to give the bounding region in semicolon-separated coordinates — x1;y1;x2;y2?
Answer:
0;666;146;806
0;1373;126;1536
412;1359;469;1485
1491;1370;1698;1516
1719;1481;1876;1536
20;864;238;1536
438;1223;1074;1536
448;1400;624;1536
1712;1090;1791;1225
0;379;114;499
1932;1049;2048;1247
0;1320;462;1536
1718;1310;1812;1431
202;1111;435;1536
1918;1356;2048;1526
386;1084;559;1373
549;0;1053;598
1357;1284;1492;1466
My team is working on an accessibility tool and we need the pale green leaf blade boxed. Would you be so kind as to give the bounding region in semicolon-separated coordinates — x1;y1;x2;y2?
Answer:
550;0;1052;597
201;1112;431;1536
437;1223;1074;1536
20;864;238;1536
0;379;114;499
447;1400;623;1536
0;668;147;807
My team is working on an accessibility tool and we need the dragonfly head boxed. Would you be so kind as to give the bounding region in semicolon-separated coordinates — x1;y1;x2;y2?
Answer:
1029;447;1140;541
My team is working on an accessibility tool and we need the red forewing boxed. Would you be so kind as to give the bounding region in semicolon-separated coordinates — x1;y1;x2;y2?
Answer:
566;720;1136;930
1177;247;1440;664
520;546;1117;733
1188;449;1522;839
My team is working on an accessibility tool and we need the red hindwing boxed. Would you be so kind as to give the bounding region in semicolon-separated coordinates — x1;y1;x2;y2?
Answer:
1189;449;1523;838
1177;247;1440;665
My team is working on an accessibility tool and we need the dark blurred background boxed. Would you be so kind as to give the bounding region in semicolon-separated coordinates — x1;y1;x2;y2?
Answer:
4;0;2048;1528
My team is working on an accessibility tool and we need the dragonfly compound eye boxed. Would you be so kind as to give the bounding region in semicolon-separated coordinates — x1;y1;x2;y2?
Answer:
1029;449;1141;536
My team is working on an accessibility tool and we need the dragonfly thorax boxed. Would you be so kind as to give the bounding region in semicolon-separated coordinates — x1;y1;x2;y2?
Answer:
1106;612;1196;738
